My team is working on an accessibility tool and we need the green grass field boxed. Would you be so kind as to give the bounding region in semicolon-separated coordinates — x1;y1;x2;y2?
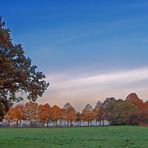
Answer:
0;126;148;148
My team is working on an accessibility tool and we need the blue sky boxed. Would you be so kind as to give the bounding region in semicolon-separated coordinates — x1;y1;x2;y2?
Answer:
1;0;148;109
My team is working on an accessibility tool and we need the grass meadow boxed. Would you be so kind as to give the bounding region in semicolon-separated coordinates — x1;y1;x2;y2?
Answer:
0;126;147;148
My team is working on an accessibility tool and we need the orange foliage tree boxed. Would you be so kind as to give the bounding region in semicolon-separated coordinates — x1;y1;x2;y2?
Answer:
24;102;38;127
62;103;76;126
5;104;24;127
126;93;144;111
38;103;51;127
5;108;16;127
50;105;61;126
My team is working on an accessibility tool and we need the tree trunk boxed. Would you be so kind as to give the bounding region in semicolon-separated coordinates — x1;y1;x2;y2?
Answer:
19;120;22;127
70;121;72;127
96;120;97;126
99;120;101;126
46;120;49;127
30;120;32;127
59;119;62;127
42;121;44;128
16;120;18;127
55;121;57;127
8;120;10;127
102;120;104;126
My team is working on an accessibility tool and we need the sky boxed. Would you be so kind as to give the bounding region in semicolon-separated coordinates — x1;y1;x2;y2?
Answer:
1;0;148;110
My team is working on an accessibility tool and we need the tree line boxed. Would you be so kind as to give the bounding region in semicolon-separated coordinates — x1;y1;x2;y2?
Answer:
4;93;148;127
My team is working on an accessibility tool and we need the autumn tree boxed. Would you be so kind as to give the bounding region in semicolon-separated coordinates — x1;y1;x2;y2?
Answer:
0;17;49;120
38;103;51;127
50;105;61;127
24;102;38;127
126;93;144;110
81;104;94;126
126;93;148;125
62;103;76;126
5;104;24;127
142;102;148;124
5;107;15;127
14;105;24;127
126;93;145;125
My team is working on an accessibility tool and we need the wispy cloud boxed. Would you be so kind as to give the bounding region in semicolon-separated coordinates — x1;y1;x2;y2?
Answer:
39;67;148;110
47;67;148;88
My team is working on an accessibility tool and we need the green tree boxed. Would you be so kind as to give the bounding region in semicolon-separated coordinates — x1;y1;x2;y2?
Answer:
0;17;49;120
103;98;137;125
94;101;102;125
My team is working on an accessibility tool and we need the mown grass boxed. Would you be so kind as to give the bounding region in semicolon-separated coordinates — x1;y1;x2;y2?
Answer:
0;126;148;148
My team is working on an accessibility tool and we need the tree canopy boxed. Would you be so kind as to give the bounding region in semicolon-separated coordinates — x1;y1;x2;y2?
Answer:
0;17;49;120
